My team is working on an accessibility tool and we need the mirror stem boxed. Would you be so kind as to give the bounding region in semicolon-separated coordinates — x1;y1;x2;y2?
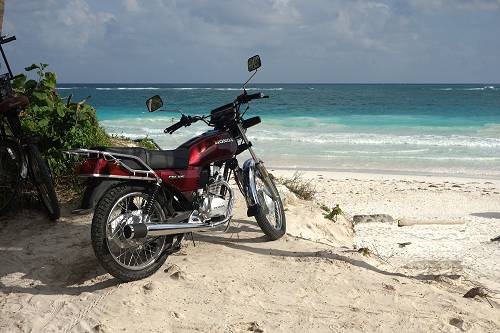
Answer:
242;69;258;89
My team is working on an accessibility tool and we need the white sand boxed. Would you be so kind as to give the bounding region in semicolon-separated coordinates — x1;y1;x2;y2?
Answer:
0;170;499;332
272;170;500;293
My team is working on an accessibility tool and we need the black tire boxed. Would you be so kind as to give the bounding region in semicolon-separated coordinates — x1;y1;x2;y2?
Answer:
0;138;22;215
254;166;286;241
26;144;60;220
91;184;175;282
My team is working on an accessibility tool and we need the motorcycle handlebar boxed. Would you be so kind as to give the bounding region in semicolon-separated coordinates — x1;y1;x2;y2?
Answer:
165;91;270;134
164;114;192;134
237;92;268;104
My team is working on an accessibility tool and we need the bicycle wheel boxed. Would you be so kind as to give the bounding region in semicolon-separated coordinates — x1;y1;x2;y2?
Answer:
0;138;22;215
26;144;60;220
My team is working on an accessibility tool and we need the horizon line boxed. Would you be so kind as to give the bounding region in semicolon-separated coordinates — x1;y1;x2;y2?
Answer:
58;82;500;85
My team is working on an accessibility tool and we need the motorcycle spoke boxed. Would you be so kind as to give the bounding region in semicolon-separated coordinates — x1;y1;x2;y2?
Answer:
115;237;160;262
106;192;168;270
110;219;126;240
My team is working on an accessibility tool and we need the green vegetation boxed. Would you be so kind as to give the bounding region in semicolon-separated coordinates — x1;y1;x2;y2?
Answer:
276;172;316;200
357;247;371;256
133;137;159;150
13;63;110;178
321;204;343;222
6;63;162;199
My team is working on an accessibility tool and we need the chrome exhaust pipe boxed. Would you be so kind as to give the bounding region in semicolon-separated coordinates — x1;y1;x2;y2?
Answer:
123;212;231;240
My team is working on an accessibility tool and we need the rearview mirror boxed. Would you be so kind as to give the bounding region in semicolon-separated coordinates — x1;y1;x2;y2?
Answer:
247;55;261;72
146;95;163;112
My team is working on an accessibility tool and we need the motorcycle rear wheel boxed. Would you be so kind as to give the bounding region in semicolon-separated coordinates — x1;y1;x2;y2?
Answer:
91;184;176;282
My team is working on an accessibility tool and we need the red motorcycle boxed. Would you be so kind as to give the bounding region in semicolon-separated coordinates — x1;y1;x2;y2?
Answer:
68;55;286;281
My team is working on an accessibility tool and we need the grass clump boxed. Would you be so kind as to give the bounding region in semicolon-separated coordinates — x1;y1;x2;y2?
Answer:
277;172;316;200
108;134;159;150
133;137;159;150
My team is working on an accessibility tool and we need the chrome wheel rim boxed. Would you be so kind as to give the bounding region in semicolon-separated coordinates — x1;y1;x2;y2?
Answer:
255;173;283;230
106;192;167;270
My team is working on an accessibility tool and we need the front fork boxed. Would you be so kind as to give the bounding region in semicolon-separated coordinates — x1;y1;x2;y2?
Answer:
231;123;276;217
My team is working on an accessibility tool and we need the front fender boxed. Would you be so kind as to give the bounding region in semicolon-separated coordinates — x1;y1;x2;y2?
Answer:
242;159;261;217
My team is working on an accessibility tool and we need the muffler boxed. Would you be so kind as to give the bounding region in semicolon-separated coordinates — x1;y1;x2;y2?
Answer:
122;211;230;240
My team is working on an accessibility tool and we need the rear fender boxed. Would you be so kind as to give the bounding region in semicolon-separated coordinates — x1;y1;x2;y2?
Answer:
77;179;191;212
78;179;120;211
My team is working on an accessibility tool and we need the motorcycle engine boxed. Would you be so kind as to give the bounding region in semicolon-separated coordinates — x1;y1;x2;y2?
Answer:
200;195;229;218
193;166;234;222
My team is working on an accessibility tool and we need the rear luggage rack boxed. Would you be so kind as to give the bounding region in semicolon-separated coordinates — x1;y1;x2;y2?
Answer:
65;148;161;182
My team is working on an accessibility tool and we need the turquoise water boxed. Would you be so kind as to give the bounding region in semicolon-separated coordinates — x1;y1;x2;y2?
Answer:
58;83;500;177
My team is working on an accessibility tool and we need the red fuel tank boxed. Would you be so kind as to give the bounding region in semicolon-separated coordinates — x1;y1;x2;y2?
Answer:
179;130;237;167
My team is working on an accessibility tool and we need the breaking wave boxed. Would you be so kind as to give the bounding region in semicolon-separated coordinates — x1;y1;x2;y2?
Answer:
95;87;161;90
436;86;496;91
171;87;283;91
250;132;500;148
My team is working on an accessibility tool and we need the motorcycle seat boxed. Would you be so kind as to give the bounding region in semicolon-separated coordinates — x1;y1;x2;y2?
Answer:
0;95;29;114
96;147;190;170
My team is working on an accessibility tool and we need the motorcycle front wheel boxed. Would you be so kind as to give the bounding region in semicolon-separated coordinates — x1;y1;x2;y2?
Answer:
254;165;286;240
91;184;177;282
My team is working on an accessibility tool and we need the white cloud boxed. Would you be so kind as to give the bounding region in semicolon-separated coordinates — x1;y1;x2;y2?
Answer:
4;0;500;82
124;0;141;12
6;0;115;51
409;0;500;11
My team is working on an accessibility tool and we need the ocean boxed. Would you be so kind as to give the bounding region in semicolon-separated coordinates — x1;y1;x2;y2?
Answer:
57;83;500;178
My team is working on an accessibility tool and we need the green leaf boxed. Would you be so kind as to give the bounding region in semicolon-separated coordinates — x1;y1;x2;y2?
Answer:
44;72;57;88
56;105;66;117
12;74;27;90
24;64;40;71
32;90;47;99
38;118;49;128
31;90;51;106
25;79;37;91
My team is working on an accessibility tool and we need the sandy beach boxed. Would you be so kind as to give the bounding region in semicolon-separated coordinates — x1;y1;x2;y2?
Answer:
1;169;499;332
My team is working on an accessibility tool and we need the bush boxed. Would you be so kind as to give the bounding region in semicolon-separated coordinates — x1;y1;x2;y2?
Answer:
133;137;159;150
12;63;110;179
276;172;316;200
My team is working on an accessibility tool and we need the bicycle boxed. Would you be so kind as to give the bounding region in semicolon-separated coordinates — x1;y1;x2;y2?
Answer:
0;35;60;220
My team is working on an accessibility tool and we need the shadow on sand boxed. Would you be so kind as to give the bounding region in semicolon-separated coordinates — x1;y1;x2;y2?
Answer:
470;212;500;219
0;208;118;296
1;210;456;296
198;218;455;282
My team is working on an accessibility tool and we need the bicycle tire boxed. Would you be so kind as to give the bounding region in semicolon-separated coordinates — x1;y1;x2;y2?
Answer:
0;138;22;215
26;144;60;220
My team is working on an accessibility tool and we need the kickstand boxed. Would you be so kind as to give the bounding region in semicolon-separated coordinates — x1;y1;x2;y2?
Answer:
189;232;196;247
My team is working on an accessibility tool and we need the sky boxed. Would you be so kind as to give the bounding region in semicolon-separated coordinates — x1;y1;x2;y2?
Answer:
3;0;500;83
